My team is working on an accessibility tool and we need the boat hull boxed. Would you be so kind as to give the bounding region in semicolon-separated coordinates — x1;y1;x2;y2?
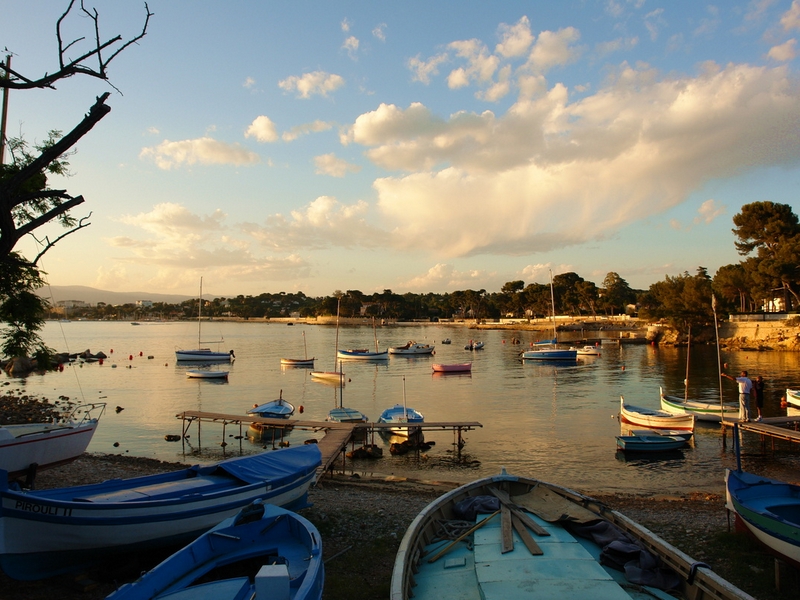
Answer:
786;388;800;408
337;349;389;360
280;357;315;367
389;342;435;355
660;388;738;422
0;445;321;581
726;469;800;570
619;398;695;431
106;501;324;600
616;434;687;451
175;349;232;362
521;348;577;360
310;371;345;383
186;370;228;379
431;362;472;373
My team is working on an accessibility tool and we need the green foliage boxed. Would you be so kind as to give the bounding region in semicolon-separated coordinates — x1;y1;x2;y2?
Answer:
0;254;54;361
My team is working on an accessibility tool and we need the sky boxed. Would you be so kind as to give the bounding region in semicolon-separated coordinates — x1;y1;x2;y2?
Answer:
3;1;800;298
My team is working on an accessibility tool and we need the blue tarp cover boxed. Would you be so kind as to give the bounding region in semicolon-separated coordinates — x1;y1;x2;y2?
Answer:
193;445;321;487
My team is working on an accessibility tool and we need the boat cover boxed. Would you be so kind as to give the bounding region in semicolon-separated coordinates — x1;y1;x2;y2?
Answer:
192;445;320;487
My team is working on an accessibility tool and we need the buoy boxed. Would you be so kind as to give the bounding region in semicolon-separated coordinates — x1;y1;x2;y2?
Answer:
139;351;143;356
621;366;626;371
99;359;104;365
299;405;304;413
110;349;114;353
58;364;64;372
113;442;120;447
164;434;181;442
129;355;133;360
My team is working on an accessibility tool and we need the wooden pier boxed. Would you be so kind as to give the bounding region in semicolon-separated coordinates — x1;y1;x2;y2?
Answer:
175;411;482;476
734;416;800;450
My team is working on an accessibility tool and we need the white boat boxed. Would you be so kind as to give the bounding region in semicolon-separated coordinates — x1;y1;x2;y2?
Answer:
786;388;800;408
389;341;435;355
660;387;739;422
106;500;324;600
521;270;577;361
175;278;233;363
280;331;315;367
432;362;472;373
311;300;345;383
464;340;485;350
0;445;321;581
574;344;601;356
339;318;389;360
619;397;695;431
247;392;295;441
377;377;424;439
0;402;106;480
392;470;751;600
186;369;228;380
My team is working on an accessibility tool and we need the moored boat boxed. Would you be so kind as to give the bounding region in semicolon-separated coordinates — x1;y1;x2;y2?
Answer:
175;279;234;363
431;362;472;373
574;344;601;356
392;470;752;600
725;468;800;570
615;433;687;452
337;348;389;360
660;387;739;422
281;331;315;367
0;402;106;480
521;346;577;360
786;388;800;408
247;393;296;441
464;340;485;350
0;445;321;581
389;341;435;355
186;369;229;380
106;500;324;600
619;397;695;431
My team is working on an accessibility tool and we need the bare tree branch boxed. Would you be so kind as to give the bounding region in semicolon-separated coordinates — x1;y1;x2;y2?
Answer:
31;211;92;265
1;2;152;90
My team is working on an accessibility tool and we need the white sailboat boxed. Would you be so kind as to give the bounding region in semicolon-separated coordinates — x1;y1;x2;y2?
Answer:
175;278;234;362
521;270;577;361
311;299;345;383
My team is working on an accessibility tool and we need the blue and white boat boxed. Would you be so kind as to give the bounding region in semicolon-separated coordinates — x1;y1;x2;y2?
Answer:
176;279;234;363
378;404;424;437
248;393;296;419
521;271;577;362
106;500;324;600
336;348;389;361
725;468;800;570
615;433;687;452
392;470;751;600
0;445;321;581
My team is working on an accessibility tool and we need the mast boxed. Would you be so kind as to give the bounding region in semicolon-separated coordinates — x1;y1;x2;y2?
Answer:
198;277;203;348
549;269;557;342
334;297;341;371
684;325;691;400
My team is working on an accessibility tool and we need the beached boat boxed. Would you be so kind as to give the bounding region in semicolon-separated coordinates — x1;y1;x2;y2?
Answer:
619;397;695;431
175;278;234;363
106;499;324;600
0;402;106;480
660;387;739;422
389;341;435;355
432;362;472;373
391;470;751;600
281;331;315;367
186;369;229;380
616;433;687;452
725;468;800;570
786;388;800;408
0;445;321;581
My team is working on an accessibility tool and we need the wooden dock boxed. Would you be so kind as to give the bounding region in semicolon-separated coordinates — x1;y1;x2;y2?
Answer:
736;416;800;449
176;411;482;477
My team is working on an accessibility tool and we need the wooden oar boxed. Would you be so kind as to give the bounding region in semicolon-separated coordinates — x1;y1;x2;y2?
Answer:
489;487;550;536
501;503;513;553
427;510;500;563
511;514;543;555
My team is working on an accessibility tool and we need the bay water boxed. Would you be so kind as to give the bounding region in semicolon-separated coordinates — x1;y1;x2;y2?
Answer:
10;320;800;495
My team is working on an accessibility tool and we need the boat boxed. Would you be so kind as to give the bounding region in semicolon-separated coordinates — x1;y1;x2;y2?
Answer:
247;392;296;441
106;499;324;600
338;317;389;360
0;402;106;480
377;378;424;439
432;362;472;373
725;468;800;570
660;387;739;422
464;340;485;350
615;433;688;452
619;397;695;431
441;338;451;344
389;341;435;355
625;429;694;442
311;299;345;383
280;331;315;367
175;278;234;363
186;369;229;380
391;470;750;600
0;445;321;581
521;271;577;361
574;344;601;356
786;388;800;408
326;366;368;424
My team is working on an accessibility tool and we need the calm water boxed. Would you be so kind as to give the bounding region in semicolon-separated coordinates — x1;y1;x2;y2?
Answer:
9;320;800;495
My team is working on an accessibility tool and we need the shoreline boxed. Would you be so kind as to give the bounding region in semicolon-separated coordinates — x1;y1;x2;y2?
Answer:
5;452;786;600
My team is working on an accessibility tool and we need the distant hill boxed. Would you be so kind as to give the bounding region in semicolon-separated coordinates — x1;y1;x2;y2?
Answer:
36;285;200;306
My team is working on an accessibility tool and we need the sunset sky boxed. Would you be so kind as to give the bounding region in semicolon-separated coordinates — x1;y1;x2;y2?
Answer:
4;1;800;297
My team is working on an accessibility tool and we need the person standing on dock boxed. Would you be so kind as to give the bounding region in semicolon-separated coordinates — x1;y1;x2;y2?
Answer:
753;375;765;422
721;370;754;422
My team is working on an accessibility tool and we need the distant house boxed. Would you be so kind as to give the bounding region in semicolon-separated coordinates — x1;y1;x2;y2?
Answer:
136;300;154;308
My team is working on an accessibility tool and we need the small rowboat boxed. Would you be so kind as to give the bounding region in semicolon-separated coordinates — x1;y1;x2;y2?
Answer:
310;370;345;384
392;470;750;600
186;369;228;380
106;500;324;600
280;357;315;367
615;433;687;452
660;387;739;422
432;362;472;373
786;388;800;408
337;348;389;360
619;397;695;431
626;429;694;442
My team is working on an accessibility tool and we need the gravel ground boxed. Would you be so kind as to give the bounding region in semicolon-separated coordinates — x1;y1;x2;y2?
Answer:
0;453;787;600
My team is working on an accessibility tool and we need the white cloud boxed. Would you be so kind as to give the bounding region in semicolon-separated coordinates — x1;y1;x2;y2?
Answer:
314;153;362;177
695;199;726;224
408;53;448;84
140;137;260;170
768;39;797;61
446;39;500;89
243;76;256;89
343;35;359;59
245;115;279;143
644;8;666;42
278;71;345;98
402;263;492;291
341;18;351;32
244;197;387;251
525;28;582;73
496;17;534;58
344;62;800;257
783;1;800;30
373;23;387;41
281;120;334;142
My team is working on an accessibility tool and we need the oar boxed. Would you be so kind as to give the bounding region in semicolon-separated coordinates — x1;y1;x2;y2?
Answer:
427;510;500;563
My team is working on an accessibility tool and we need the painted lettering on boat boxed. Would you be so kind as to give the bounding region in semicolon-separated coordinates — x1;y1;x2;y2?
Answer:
13;500;72;517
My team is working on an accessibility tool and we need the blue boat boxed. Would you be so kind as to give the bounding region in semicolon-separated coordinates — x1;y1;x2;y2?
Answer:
0;445;321;581
726;468;800;570
615;434;687;452
392;470;750;600
378;404;424;438
248;393;296;419
106;500;324;600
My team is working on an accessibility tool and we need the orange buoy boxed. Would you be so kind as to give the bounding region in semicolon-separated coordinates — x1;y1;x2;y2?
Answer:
299;405;304;413
139;351;143;356
110;349;114;353
99;359;104;365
